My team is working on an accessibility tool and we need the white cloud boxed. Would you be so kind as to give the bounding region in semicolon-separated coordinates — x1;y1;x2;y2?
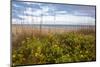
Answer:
13;4;20;8
24;7;42;16
12;3;95;25
40;6;49;12
12;1;95;25
24;8;33;15
54;14;95;25
12;18;22;24
23;5;68;16
23;1;40;5
56;11;68;14
12;13;95;25
23;2;33;5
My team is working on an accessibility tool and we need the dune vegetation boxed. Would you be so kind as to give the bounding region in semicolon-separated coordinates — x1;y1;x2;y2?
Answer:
12;28;96;66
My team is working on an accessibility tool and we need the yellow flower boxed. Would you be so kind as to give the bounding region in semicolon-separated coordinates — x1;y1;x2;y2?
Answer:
86;51;89;53
37;47;41;50
13;55;16;58
35;53;38;57
54;45;58;47
81;55;84;57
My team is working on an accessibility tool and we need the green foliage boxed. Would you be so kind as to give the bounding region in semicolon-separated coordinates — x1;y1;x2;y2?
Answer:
12;31;96;66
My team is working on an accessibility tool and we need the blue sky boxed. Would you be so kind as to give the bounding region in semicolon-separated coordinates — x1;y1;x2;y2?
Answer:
12;1;96;25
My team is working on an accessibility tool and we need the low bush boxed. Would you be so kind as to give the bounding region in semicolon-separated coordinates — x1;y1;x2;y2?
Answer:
12;30;96;66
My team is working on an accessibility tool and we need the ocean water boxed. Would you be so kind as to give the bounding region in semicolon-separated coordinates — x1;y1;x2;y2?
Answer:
12;24;95;29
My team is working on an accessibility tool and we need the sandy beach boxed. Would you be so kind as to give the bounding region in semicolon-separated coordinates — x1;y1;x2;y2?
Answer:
12;24;95;35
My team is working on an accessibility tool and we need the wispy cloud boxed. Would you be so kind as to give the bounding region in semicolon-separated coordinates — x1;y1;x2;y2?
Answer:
12;1;95;25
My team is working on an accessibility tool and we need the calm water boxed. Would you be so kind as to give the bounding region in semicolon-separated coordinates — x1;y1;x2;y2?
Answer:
12;24;95;29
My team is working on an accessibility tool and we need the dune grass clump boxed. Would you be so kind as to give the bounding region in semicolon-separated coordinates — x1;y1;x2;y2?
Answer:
12;29;96;66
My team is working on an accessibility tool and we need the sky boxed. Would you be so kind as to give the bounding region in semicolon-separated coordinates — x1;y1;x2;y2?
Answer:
12;1;96;25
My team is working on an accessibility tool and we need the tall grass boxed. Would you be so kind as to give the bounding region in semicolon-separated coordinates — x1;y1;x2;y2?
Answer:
12;28;96;66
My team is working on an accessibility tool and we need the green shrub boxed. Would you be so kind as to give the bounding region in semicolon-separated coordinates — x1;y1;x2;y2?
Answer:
12;31;96;66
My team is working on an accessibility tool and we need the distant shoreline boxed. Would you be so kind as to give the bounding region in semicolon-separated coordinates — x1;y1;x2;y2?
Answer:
12;24;95;26
12;24;95;35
